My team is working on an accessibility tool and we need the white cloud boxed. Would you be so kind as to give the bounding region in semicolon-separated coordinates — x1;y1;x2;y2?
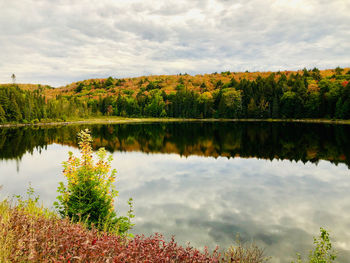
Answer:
0;0;349;86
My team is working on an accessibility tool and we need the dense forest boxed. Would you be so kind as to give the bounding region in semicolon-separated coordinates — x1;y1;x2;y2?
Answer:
0;67;349;123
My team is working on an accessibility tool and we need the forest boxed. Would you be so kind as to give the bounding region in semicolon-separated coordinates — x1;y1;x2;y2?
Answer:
0;67;349;123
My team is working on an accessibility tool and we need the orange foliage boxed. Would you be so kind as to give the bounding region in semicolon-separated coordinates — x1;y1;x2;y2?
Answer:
6;68;349;100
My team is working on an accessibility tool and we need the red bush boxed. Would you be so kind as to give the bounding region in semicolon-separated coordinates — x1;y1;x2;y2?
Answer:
3;207;220;262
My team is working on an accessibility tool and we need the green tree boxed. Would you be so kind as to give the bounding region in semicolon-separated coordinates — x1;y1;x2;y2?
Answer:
280;91;303;118
335;66;343;75
8;97;22;121
0;104;6;122
312;68;321;81
75;83;84;93
54;129;133;234
198;92;213;118
200;82;207;91
219;88;242;118
258;98;269;118
305;92;321;118
104;76;114;88
303;68;310;77
247;98;257;117
145;90;165;117
272;96;280;118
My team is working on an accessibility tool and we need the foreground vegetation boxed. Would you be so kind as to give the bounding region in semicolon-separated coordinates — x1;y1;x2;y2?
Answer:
0;197;338;262
0;199;224;262
0;67;349;124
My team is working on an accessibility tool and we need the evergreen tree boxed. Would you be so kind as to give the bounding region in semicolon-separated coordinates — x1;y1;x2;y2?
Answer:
0;104;6;122
8;97;22;121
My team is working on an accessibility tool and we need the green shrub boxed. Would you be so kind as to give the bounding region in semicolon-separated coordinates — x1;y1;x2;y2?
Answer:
292;228;336;263
54;129;133;235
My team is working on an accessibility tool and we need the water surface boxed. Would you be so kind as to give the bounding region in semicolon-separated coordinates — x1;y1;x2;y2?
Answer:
0;122;349;262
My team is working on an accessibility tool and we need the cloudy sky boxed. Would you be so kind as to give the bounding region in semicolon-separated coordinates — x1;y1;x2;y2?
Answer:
0;0;349;87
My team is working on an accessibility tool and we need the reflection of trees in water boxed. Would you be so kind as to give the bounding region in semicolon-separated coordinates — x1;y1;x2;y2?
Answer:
0;122;349;167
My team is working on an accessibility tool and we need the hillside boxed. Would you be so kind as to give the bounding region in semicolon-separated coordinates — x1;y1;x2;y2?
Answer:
44;67;350;99
0;67;349;123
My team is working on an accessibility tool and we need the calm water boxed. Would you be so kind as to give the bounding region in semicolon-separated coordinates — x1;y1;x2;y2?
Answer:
0;122;350;262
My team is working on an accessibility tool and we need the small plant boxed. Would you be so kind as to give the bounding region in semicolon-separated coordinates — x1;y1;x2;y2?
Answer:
14;184;54;218
54;129;133;235
220;236;269;263
292;228;337;263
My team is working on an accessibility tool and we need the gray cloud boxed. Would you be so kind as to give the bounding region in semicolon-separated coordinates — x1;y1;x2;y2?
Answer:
0;0;349;86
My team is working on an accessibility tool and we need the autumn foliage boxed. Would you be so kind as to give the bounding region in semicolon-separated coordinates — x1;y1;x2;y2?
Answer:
1;67;350;123
0;202;222;262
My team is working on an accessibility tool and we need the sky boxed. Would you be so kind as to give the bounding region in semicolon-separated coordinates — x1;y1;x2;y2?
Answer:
0;0;349;87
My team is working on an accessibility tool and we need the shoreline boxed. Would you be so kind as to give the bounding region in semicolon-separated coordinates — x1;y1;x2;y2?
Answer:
0;117;350;128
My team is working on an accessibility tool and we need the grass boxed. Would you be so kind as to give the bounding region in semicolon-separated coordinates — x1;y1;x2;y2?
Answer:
1;116;350;128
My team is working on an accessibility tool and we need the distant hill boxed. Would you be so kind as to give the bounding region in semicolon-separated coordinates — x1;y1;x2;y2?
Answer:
0;83;53;91
41;67;350;99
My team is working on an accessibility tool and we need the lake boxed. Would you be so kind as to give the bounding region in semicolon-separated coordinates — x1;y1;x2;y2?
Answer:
0;121;349;262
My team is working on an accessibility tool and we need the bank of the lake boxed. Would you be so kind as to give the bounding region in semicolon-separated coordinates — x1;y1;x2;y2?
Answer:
0;117;350;128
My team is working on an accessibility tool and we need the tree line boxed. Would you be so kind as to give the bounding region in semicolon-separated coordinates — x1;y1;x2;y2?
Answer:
0;68;349;123
0;85;92;123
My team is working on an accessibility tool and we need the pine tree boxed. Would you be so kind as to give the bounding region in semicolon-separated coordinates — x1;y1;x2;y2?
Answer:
0;104;6;122
8;97;22;121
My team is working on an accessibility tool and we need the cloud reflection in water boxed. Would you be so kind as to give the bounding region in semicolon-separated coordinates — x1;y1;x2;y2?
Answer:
0;145;349;263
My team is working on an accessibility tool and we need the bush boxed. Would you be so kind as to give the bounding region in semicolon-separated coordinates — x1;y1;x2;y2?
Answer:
292;228;336;263
0;200;221;262
221;240;269;263
54;129;133;235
